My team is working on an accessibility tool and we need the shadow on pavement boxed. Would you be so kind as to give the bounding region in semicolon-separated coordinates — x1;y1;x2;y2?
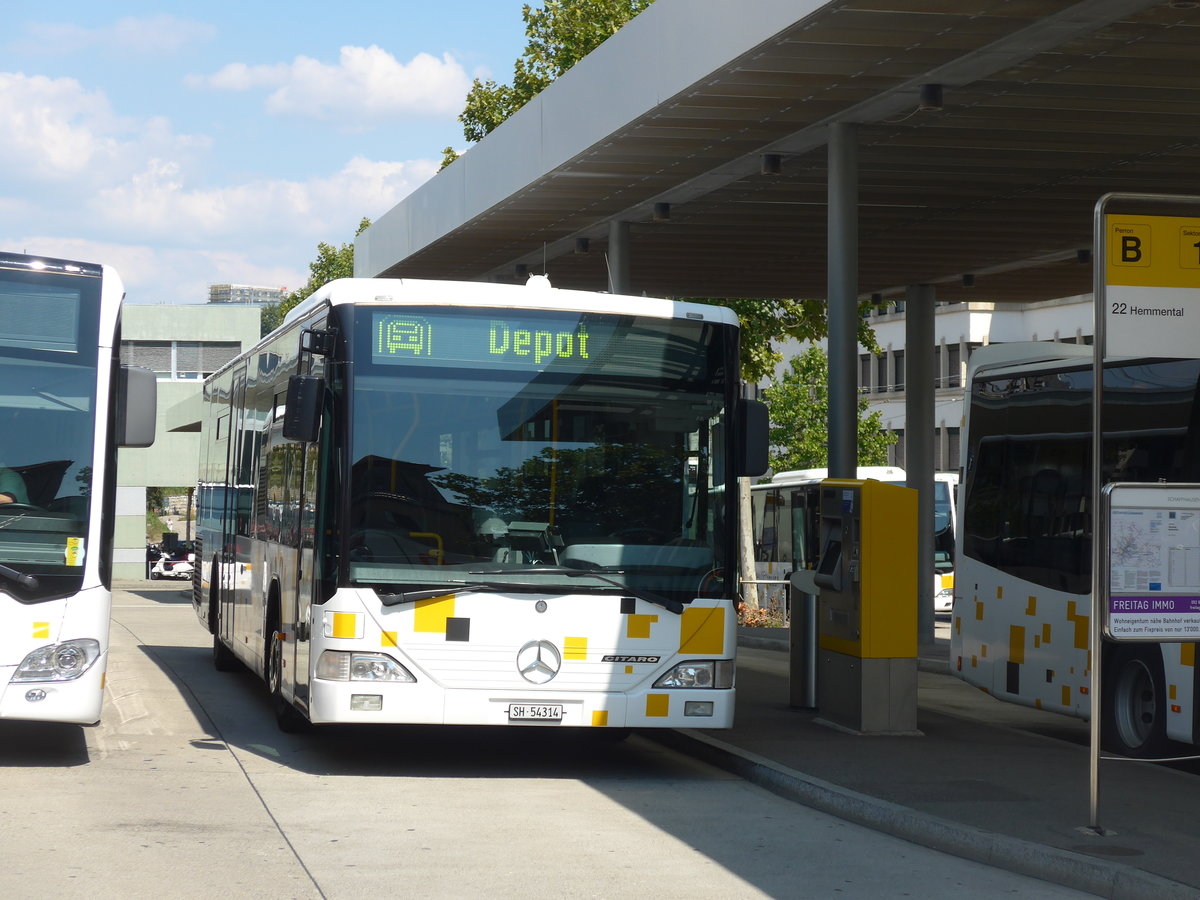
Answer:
0;720;90;767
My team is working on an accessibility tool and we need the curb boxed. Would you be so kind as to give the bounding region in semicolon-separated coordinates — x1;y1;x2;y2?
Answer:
649;727;1196;900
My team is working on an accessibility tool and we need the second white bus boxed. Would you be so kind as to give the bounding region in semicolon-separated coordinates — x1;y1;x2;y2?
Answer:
953;341;1200;757
751;466;956;613
194;276;767;732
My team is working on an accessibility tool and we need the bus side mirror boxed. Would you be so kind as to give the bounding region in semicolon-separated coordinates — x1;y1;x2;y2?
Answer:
737;398;769;477
282;374;323;442
116;365;157;448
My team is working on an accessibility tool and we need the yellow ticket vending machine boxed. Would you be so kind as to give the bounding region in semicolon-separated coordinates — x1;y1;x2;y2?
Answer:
813;478;918;734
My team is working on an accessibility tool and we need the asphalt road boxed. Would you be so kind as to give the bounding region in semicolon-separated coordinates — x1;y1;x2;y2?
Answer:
0;585;1094;899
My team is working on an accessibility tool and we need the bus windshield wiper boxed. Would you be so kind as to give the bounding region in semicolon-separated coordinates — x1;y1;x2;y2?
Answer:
0;563;38;590
379;580;578;606
467;566;684;614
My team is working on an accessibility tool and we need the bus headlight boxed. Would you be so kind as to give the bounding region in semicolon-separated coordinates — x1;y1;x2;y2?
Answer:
316;651;416;683
12;640;101;682
653;659;733;689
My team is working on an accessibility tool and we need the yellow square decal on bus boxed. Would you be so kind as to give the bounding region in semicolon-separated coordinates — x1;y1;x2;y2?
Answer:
329;612;360;639
564;637;587;660
381;631;398;648
679;607;724;655
32;622;50;640
591;710;609;727
627;614;657;639
646;694;669;717
414;596;455;633
1009;625;1026;666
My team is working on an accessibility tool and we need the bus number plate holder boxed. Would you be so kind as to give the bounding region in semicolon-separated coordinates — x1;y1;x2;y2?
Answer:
507;704;563;721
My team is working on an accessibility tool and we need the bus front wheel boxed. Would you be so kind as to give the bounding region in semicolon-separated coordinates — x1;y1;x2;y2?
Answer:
210;578;238;672
1102;646;1168;759
265;599;309;734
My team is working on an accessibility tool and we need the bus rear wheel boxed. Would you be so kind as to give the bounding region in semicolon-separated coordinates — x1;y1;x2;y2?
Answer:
1103;646;1168;759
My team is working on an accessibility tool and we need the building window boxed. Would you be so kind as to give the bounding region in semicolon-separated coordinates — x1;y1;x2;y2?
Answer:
876;353;888;393
121;340;241;380
947;343;962;388
894;349;905;391
859;354;872;394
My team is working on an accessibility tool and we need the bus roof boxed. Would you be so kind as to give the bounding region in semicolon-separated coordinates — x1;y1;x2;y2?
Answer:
965;341;1094;383
762;466;907;486
283;275;740;329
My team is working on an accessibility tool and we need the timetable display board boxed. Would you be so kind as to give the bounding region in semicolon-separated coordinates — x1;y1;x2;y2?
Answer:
1103;483;1200;641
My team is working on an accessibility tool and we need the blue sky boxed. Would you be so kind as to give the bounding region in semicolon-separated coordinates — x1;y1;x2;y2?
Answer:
1;2;530;303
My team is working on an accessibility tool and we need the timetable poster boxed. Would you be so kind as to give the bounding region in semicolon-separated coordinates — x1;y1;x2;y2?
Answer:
1107;484;1200;641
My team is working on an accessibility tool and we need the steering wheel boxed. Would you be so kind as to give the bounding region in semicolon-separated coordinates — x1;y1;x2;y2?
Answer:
0;503;39;512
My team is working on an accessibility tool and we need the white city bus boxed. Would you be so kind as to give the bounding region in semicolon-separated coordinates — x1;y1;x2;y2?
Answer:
751;466;956;612
953;341;1200;757
0;251;155;725
193;276;766;732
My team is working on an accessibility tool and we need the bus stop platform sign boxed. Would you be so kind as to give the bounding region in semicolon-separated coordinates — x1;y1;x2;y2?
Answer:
1103;482;1200;642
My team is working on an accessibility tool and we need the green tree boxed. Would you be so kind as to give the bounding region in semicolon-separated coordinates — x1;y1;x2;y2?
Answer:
259;302;284;337
697;297;880;384
762;345;895;473
271;217;372;327
453;0;654;153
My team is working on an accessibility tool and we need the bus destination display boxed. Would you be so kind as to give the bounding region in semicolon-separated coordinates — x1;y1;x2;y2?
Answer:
369;310;703;378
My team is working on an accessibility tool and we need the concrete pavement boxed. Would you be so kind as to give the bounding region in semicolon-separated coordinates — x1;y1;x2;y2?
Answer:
646;627;1200;899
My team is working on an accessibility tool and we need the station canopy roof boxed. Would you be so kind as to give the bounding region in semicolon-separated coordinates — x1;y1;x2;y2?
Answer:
356;0;1200;305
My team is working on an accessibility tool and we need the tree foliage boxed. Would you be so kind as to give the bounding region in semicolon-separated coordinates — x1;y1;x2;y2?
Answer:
264;217;371;334
762;345;895;473
693;297;881;385
454;0;654;150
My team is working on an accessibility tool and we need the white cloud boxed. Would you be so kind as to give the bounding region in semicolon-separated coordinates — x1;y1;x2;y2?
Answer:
0;72;207;183
93;155;437;244
22;15;216;57
0;73;120;179
191;45;471;125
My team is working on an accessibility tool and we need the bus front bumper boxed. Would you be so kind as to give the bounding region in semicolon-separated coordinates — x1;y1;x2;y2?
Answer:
0;653;106;725
306;679;735;729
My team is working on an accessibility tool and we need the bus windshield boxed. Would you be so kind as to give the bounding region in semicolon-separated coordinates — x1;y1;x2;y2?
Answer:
0;265;102;601
345;306;733;605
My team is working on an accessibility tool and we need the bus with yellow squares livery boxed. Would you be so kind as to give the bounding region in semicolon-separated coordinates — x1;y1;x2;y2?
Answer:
0;251;155;725
953;340;1200;758
193;275;767;732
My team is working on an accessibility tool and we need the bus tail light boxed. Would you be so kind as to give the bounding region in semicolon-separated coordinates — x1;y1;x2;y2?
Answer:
12;640;101;682
653;659;733;689
316;651;416;683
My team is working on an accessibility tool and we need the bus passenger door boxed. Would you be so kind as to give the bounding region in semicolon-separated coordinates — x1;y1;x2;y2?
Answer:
288;346;327;710
218;366;247;649
289;437;321;709
227;366;254;652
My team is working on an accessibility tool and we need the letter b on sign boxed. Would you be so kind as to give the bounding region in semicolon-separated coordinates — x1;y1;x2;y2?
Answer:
1111;222;1150;268
1122;236;1142;263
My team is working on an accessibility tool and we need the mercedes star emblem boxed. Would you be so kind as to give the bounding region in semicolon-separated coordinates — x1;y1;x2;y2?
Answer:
516;640;562;684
